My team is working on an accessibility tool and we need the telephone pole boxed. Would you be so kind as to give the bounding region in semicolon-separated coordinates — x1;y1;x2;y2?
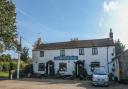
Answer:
17;36;22;79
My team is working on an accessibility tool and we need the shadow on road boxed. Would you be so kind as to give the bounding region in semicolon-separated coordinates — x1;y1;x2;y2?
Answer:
0;77;8;81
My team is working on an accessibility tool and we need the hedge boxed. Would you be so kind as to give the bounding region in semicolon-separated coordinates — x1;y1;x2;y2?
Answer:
0;62;26;71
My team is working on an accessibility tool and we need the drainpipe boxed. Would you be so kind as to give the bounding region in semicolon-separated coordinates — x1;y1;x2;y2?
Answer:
107;46;109;74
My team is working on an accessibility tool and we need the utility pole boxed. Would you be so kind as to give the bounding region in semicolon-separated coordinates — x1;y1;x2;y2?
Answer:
17;36;22;79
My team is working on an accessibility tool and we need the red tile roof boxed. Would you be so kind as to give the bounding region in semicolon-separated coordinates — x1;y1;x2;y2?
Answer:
33;38;114;51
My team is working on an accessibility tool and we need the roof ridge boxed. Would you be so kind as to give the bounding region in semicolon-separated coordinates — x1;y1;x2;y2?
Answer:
43;38;110;45
33;37;114;51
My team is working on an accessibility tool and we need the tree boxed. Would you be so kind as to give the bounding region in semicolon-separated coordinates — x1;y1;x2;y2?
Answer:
33;37;43;49
20;47;29;62
115;39;125;56
0;0;17;51
0;54;11;62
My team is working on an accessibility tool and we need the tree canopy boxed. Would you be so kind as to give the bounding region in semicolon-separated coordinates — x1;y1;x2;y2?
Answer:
20;47;29;62
0;0;17;51
115;39;125;56
33;37;43;49
0;54;11;62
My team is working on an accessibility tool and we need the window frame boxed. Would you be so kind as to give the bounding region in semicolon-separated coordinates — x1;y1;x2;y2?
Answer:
59;63;67;71
91;62;100;68
112;48;115;56
92;48;98;55
60;49;65;56
38;63;45;71
79;48;84;55
40;51;44;57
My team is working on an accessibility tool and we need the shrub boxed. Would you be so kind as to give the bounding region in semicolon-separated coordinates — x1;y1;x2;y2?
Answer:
70;71;75;80
0;62;3;71
109;73;114;81
24;64;33;74
20;62;26;69
0;60;33;78
3;62;9;71
10;62;17;70
0;62;3;66
12;70;25;79
0;62;17;72
12;64;33;79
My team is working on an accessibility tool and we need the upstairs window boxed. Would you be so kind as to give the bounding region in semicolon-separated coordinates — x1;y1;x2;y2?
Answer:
60;50;65;56
40;51;44;57
79;49;84;55
92;48;98;55
112;48;115;56
59;63;67;71
38;63;45;71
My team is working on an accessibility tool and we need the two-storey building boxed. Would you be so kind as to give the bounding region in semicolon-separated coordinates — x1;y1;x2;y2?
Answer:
32;30;115;77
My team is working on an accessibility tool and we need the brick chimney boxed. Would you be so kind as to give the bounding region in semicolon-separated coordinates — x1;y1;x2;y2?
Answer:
109;28;113;40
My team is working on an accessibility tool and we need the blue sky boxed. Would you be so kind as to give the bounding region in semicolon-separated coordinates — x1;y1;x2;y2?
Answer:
10;0;128;57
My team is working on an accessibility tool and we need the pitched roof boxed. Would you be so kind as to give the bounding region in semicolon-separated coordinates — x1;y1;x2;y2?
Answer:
33;38;114;51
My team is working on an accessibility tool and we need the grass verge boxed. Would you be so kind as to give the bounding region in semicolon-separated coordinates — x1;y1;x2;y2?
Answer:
0;71;9;78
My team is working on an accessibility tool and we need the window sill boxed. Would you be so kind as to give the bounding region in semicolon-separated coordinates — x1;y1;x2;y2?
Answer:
92;54;98;55
38;70;45;71
79;54;84;55
59;70;67;72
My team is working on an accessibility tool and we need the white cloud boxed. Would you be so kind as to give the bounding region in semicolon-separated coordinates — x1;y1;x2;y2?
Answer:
16;8;31;18
103;0;118;13
102;0;128;48
113;1;128;47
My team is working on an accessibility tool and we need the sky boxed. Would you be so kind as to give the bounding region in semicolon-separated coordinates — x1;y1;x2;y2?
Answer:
9;0;128;58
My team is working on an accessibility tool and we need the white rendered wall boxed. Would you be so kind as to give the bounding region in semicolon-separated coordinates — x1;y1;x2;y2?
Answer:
32;46;115;75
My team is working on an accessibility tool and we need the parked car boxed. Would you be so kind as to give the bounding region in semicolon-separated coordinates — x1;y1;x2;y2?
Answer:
92;69;109;86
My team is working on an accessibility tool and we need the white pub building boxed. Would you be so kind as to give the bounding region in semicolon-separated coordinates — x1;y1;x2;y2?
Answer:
32;29;115;77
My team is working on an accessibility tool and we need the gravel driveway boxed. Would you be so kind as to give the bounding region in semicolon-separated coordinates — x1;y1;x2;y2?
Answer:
0;78;127;89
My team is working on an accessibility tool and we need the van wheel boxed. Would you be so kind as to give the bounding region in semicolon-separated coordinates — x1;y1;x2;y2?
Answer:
105;85;109;87
92;83;95;86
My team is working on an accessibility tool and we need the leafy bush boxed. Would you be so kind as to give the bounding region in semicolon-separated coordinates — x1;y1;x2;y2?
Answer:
12;70;25;78
70;71;75;80
10;62;17;70
3;62;9;71
0;62;3;71
24;64;33;74
0;62;17;71
109;73;114;81
0;62;3;66
0;60;33;78
0;54;11;62
20;62;26;69
12;64;33;79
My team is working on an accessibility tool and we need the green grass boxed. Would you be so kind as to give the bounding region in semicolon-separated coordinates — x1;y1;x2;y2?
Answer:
0;71;9;78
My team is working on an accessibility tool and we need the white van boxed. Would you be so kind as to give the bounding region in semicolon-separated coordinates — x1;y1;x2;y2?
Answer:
92;68;109;86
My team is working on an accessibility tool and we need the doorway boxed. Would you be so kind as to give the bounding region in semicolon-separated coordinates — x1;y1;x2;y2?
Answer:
46;60;55;76
75;61;84;77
